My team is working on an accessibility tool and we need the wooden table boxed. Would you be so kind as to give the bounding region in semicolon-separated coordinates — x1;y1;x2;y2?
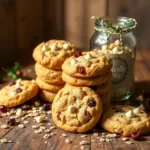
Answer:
0;50;150;150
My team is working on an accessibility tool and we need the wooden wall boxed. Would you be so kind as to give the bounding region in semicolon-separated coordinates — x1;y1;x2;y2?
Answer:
0;0;149;65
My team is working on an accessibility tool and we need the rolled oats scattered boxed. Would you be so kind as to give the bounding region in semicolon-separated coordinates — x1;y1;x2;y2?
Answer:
61;133;67;137
51;132;56;136
80;141;90;145
32;125;39;129
1;124;8;129
43;134;51;139
44;129;51;133
40;126;46;131
122;137;129;141
81;146;85;150
125;141;133;145
23;120;29;124
80;135;87;138
50;126;56;130
16;109;24;117
100;138;105;142
106;138;110;142
93;132;99;136
0;138;8;143
34;129;42;134
18;124;25;128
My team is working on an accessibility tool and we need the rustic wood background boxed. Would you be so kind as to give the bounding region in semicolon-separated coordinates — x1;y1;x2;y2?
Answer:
0;0;149;65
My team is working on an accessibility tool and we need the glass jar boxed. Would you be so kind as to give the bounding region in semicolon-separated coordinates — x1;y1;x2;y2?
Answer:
90;17;137;101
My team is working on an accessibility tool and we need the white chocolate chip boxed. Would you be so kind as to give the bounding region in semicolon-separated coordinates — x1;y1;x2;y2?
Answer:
68;106;77;114
84;53;93;59
10;91;16;97
51;43;57;51
35;116;44;123
63;43;70;50
41;45;47;52
70;59;77;65
115;40;120;46
15;82;21;88
125;110;133;118
136;95;144;102
133;107;140;114
16;109;24;117
139;104;145;110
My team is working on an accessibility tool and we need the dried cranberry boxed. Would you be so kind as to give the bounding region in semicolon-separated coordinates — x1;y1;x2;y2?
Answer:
77;66;85;74
22;104;31;110
74;51;82;58
43;103;51;111
0;105;7;113
16;70;23;77
57;113;61;121
16;88;22;93
84;111;91;118
131;131;140;140
7;118;16;126
88;100;96;107
9;81;16;86
115;108;124;113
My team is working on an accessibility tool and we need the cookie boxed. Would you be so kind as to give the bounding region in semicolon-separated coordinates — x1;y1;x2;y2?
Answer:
33;40;76;69
62;51;112;78
100;104;150;136
62;72;111;86
35;63;64;85
52;84;102;133
0;79;39;108
36;77;64;93
40;89;56;103
91;81;111;96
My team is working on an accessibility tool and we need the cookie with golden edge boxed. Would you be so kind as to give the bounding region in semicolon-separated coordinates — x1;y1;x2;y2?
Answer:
62;72;111;86
52;84;103;133
100;104;150;136
33;40;77;69
35;63;64;85
36;77;64;93
40;89;56;103
62;51;112;78
0;79;39;108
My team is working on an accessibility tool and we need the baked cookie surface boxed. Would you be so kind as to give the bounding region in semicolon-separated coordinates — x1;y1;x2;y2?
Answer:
36;77;64;93
62;51;112;78
0;79;39;108
35;63;64;85
33;40;76;69
62;72;111;86
100;104;150;136
40;89;56;103
52;84;102;133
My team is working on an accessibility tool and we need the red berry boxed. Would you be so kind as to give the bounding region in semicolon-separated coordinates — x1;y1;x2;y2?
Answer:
9;81;16;86
84;111;91;118
7;118;16;126
16;70;23;77
74;51;82;58
16;88;22;93
77;66;85;74
131;131;140;140
0;105;7;113
22;104;31;110
88;100;96;107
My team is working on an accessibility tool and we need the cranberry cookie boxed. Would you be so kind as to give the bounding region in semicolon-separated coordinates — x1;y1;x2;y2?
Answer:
100;104;150;136
62;72;111;86
62;51;112;78
52;84;102;133
40;89;56;103
35;63;64;85
0;79;39;108
33;40;76;69
36;77;64;93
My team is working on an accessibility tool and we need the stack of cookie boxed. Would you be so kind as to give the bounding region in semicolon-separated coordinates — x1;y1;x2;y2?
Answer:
33;40;76;103
62;50;112;105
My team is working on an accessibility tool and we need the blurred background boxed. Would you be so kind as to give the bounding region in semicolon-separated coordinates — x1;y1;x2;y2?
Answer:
0;0;149;66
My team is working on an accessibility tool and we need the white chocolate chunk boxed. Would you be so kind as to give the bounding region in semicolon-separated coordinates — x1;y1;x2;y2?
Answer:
35;116;44;123
139;104;145;110
125;110;133;118
51;43;57;51
16;82;21;88
63;43;70;50
16;109;24;117
136;95;144;102
112;47;118;54
10;91;16;97
133;107;140;114
41;45;47;51
68;106;77;114
70;59;77;65
115;40;120;46
84;53;93;59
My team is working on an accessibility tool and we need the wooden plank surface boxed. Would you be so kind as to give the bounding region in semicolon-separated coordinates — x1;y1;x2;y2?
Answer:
0;50;150;150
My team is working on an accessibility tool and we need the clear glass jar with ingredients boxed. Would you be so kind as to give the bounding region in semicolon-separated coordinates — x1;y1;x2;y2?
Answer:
90;17;137;101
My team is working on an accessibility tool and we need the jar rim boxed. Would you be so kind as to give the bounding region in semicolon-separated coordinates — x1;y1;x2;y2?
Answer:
94;16;137;32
